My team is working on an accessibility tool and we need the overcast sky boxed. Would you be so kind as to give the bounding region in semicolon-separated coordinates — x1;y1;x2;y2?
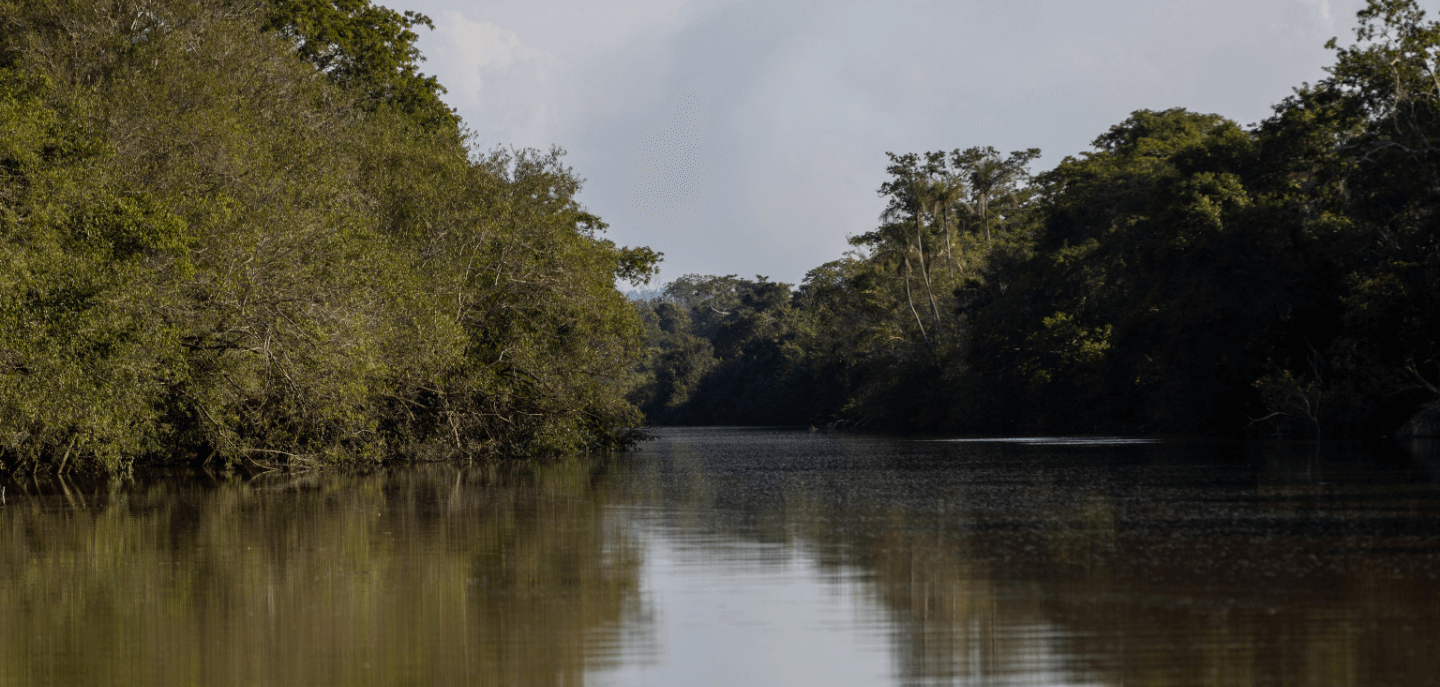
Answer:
384;0;1373;287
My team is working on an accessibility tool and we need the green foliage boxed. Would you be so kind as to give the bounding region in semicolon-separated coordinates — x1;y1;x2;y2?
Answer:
264;0;459;133
1222;0;1440;436
0;0;655;472
629;0;1440;438
629;275;844;426
961;108;1280;431
0;67;185;472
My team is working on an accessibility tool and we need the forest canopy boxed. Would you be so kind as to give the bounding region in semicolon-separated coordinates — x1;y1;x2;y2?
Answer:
3;0;1437;476
0;0;659;473
629;0;1440;440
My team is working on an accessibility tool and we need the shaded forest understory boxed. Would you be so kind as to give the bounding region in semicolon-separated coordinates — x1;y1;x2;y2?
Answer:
3;0;1439;475
629;0;1440;441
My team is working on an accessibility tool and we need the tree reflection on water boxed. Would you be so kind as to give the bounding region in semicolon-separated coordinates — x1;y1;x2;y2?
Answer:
1;432;1437;686
623;429;1440;686
0;461;647;687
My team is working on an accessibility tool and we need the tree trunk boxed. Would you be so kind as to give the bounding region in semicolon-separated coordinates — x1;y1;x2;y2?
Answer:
941;204;955;278
902;256;929;345
981;196;991;243
914;219;944;338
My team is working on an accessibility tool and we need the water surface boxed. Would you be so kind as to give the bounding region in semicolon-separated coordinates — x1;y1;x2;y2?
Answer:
2;428;1437;686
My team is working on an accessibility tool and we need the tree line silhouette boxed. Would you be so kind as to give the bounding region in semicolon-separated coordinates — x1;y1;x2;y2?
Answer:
631;0;1440;439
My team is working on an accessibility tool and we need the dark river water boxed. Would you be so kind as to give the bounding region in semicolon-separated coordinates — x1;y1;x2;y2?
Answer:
1;427;1438;686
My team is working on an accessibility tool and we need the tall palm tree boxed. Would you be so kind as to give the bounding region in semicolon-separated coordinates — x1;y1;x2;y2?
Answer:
880;153;944;339
851;221;930;346
952;146;1041;243
923;151;966;278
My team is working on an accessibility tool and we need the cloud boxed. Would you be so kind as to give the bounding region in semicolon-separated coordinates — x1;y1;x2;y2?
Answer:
1304;0;1337;31
422;12;562;149
626;82;714;238
431;13;546;109
403;0;1371;285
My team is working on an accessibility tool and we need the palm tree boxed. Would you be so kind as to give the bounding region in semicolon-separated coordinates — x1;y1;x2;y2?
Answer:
879;153;944;339
952;146;1041;243
850;222;930;346
922;151;966;278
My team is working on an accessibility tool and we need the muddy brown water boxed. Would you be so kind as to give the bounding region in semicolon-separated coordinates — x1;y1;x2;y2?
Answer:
1;427;1437;686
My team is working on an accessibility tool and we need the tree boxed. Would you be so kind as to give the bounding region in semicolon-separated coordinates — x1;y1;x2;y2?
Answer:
922;151;967;278
265;0;459;133
952;147;1041;243
877;152;946;341
0;0;658;472
1254;0;1440;435
958;109;1274;432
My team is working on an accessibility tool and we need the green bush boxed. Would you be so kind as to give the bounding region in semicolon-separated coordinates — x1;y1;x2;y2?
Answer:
0;0;657;472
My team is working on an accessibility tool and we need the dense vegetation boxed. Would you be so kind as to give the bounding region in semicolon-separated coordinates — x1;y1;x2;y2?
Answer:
631;0;1440;439
0;0;659;473
4;0;1435;474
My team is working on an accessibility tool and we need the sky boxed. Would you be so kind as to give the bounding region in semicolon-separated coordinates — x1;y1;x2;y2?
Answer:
383;0;1373;287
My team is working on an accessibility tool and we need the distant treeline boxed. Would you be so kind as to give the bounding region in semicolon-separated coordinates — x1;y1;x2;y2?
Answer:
630;0;1440;439
0;0;659;472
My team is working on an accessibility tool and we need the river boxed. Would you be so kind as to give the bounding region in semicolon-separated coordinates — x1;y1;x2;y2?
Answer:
1;427;1437;686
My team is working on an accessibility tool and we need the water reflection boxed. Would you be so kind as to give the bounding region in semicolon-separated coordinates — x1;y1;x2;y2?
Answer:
0;462;647;687
617;429;1440;686
1;431;1438;686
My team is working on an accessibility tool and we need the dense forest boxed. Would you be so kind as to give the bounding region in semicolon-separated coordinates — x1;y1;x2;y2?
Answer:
630;0;1440;440
4;0;1437;475
0;0;659;473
